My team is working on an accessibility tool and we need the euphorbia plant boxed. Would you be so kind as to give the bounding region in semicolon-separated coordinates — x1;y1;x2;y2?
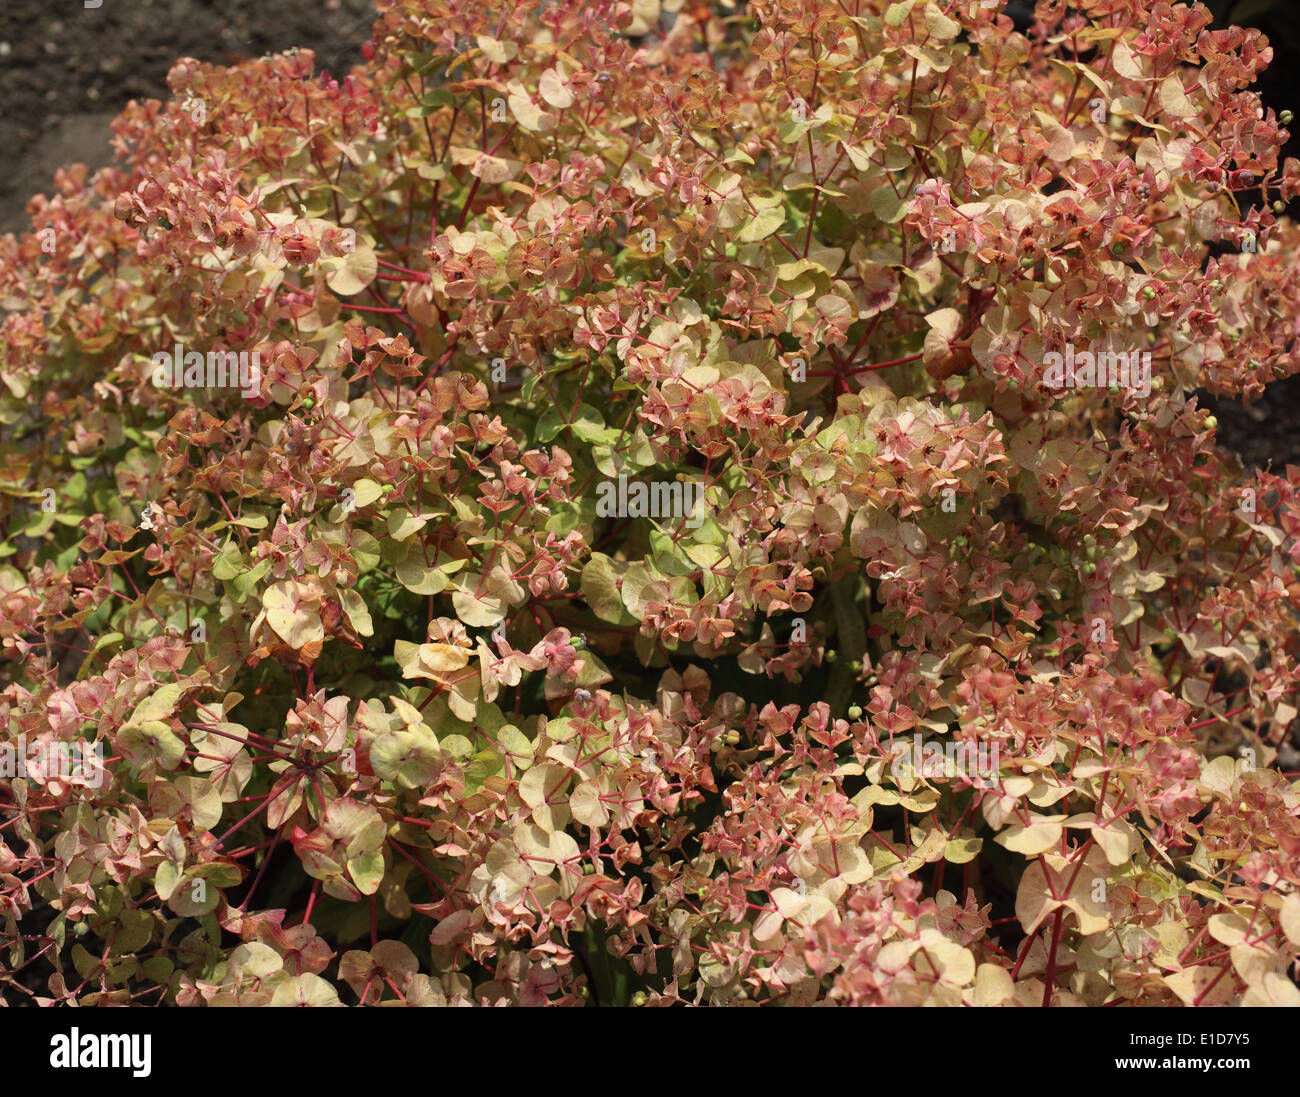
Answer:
1;0;1299;1007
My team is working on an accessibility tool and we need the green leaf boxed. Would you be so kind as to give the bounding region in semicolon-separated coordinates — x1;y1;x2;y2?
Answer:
339;588;374;637
167;873;220;916
568;404;616;444
870;185;908;223
581;553;636;624
350;479;385;509
231;559;271;601
120;720;187;771
323;242;378;296
212;543;244;581
536;406;567;442
369;727;441;789
347;849;386;895
924;3;960;41
394;542;450;595
131;683;182;724
387;508;430;542
155;860;182;902
269;972;342;1007
885;0;916;26
417;87;457;113
352;531;381;573
738;206;785;243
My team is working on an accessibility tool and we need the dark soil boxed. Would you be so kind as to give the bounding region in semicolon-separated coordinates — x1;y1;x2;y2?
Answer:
2;0;1300;468
0;0;375;237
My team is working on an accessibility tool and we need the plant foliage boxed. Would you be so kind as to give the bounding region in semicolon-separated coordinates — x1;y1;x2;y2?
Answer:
1;0;1300;1006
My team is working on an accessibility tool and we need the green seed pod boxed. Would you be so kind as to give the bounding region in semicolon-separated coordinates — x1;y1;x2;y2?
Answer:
1141;287;1156;300
848;659;863;673
1019;255;1035;268
1274;201;1287;214
631;991;648;1007
1111;241;1126;256
301;397;315;409
847;704;863;721
1205;415;1218;429
824;649;838;663
1282;110;1294;125
724;730;740;746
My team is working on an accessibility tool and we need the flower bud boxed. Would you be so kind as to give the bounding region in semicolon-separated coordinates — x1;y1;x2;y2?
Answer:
281;232;320;265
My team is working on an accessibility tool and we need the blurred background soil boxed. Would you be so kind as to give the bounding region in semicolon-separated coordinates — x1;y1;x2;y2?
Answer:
0;0;375;236
2;0;1300;468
